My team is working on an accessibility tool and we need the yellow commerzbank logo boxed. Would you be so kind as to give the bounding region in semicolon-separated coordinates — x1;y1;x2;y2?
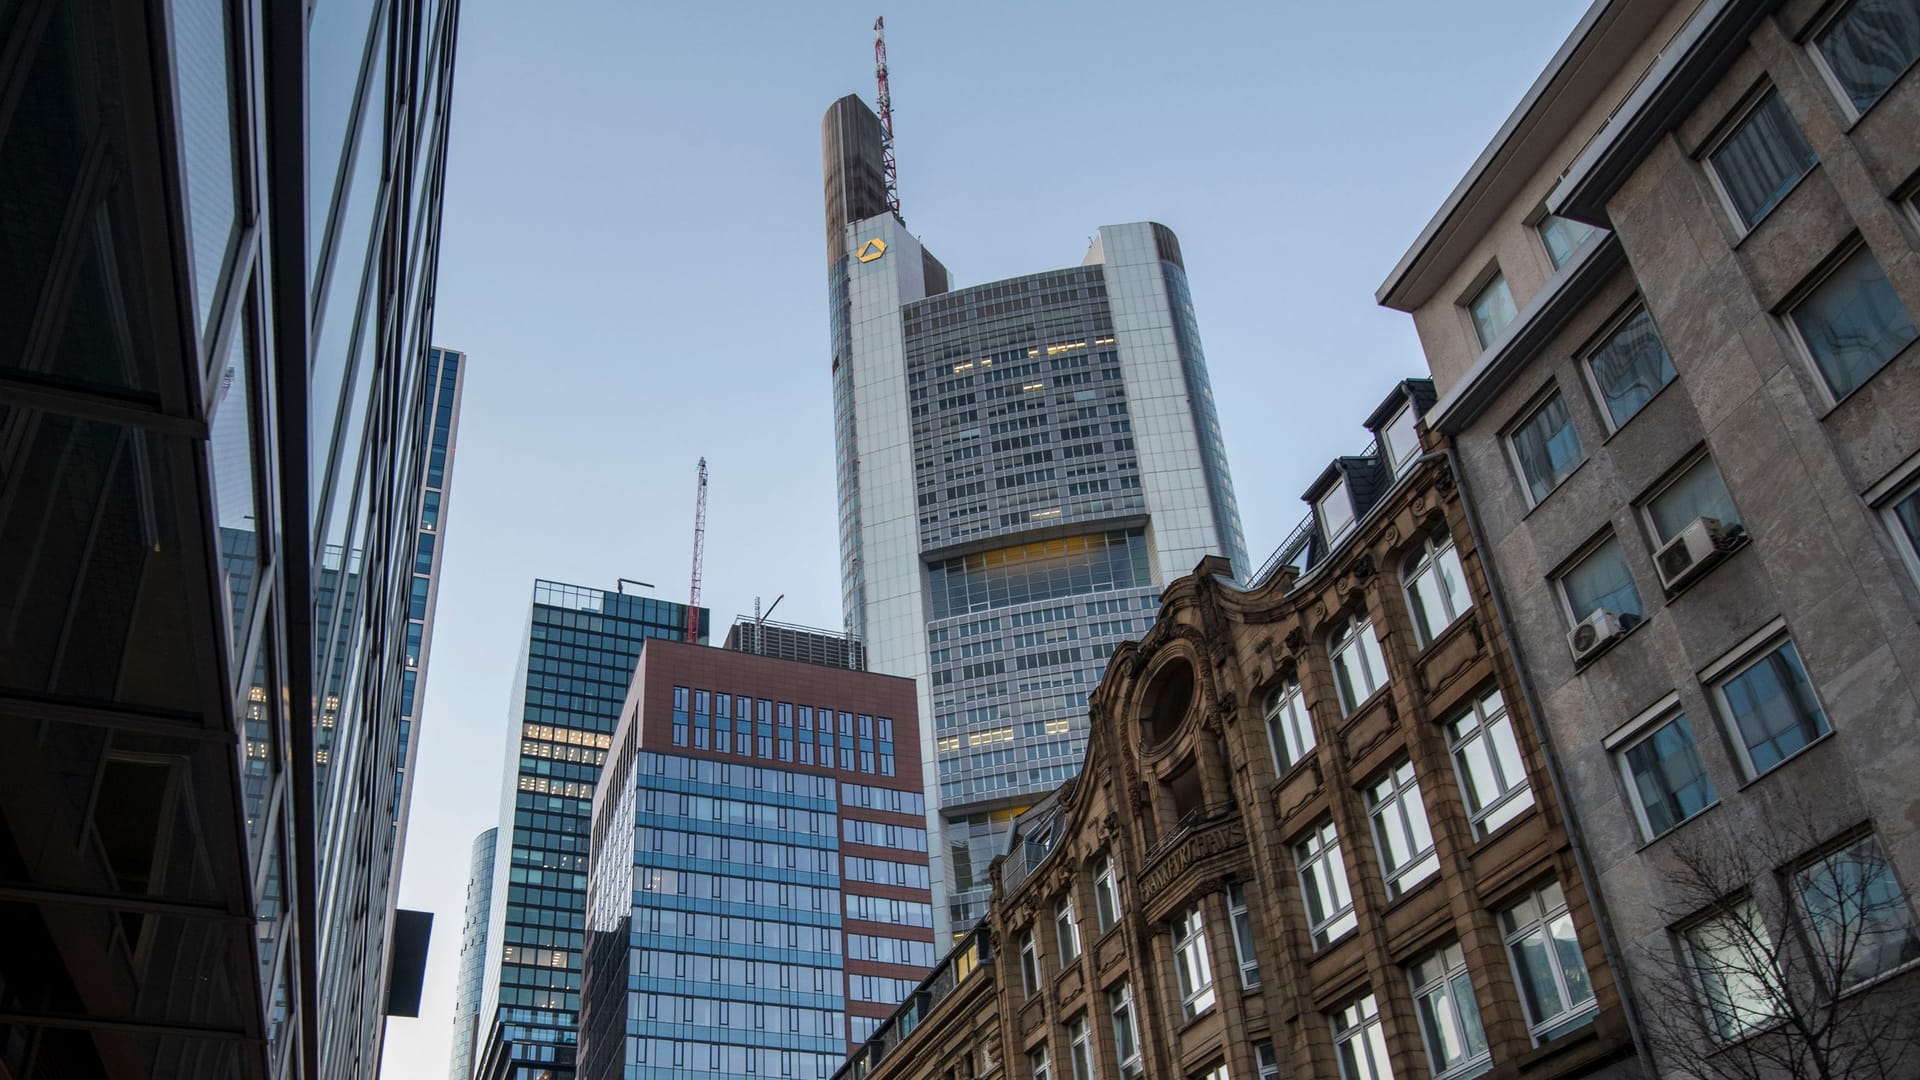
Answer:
855;238;887;262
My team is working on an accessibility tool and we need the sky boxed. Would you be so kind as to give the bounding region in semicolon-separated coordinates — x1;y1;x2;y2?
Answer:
380;1;1593;1074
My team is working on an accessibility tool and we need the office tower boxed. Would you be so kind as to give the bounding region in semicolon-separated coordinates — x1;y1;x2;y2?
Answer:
836;388;1638;1080
475;582;706;1080
822;95;1249;935
452;828;500;1080
577;638;932;1080
0;0;458;1076
1377;1;1920;1073
397;347;466;829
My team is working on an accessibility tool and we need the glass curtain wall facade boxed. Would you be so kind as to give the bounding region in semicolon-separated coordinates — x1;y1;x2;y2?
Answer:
397;346;464;828
452;828;499;1080
475;582;705;1080
575;640;932;1080
822;98;1247;936
0;0;458;1076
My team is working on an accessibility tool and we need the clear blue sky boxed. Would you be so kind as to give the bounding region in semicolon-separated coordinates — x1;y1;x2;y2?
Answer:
381;1;1591;1073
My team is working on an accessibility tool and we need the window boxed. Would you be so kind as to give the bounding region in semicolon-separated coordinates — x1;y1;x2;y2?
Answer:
1019;929;1039;997
1109;982;1143;1076
1402;531;1471;646
1171;904;1216;1018
1707;90;1816;228
1296;822;1357;948
1331;993;1395;1080
1884;473;1920;586
1367;761;1438;900
1682;899;1781;1040
1068;1014;1094;1080
1094;854;1120;931
1788;247;1918;400
1448;688;1535;838
1264;680;1314;772
1256;1043;1280;1080
1320;479;1356;541
1813;0;1920;114
1380;402;1422;474
1712;637;1828;777
1409;941;1490;1079
1539;214;1600;269
1558;536;1644;626
1030;1045;1051;1080
1329;617;1388;715
1584;306;1675;429
1055;897;1081;965
1616;712;1716;840
1508;390;1583;504
1500;880;1597;1041
1794;834;1920;989
1645;455;1741;546
1469;271;1517;348
1228;882;1261;988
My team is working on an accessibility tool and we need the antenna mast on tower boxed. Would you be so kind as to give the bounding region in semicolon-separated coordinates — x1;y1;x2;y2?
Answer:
686;458;708;643
873;16;901;218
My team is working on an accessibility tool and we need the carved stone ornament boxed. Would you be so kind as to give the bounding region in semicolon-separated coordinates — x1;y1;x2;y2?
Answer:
1350;552;1375;583
1283;626;1306;653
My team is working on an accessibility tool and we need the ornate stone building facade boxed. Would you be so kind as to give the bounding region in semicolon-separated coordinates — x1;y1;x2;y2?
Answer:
836;382;1642;1080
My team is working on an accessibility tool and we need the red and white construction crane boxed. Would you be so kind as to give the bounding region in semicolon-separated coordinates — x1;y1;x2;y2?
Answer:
873;16;900;217
686;458;707;643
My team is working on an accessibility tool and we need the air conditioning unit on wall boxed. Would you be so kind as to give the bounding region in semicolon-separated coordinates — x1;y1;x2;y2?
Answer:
1568;608;1635;663
1654;516;1742;592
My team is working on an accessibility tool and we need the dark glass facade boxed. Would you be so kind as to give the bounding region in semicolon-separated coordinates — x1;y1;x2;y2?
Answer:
452;827;499;1080
477;582;706;1080
576;641;932;1080
0;0;458;1075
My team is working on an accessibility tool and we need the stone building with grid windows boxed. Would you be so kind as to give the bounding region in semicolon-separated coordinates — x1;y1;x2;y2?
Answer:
1377;0;1920;1072
833;382;1639;1080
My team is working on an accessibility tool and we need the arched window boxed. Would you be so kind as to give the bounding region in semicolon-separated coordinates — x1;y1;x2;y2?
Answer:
1403;530;1472;645
1264;680;1314;772
1329;616;1388;715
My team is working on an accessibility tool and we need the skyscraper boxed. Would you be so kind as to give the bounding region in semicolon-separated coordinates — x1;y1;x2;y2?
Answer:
0;0;458;1076
475;581;706;1080
576;638;932;1080
452;828;500;1080
822;95;1248;934
398;347;466;832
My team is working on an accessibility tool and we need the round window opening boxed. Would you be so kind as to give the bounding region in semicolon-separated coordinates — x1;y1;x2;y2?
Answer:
1141;658;1196;745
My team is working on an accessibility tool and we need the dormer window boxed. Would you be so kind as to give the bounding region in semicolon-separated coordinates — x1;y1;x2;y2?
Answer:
1378;402;1421;475
1319;480;1356;542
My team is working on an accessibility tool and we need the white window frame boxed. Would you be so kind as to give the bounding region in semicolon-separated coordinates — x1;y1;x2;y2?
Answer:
1068;1013;1094;1080
1029;1044;1051;1080
1408;940;1491;1079
1379;401;1422;475
1094;853;1120;931
1367;759;1439;900
1402;530;1472;646
1329;616;1389;715
1171;904;1217;1019
1447;688;1536;839
1264;679;1315;773
1638;451;1741;548
1867;455;1920;589
1553;533;1644;630
1536;212;1601;271
1320;478;1356;542
1109;981;1143;1076
1504;386;1584;507
1467;267;1517;349
1500;881;1598;1042
1783;242;1919;406
1681;897;1783;1042
1611;706;1717;842
1296;821;1357;949
1792;833;1920;992
1256;1043;1280;1080
1702;623;1829;779
1055;896;1081;965
1228;881;1261;988
1579;301;1674;433
1702;86;1817;234
1019;928;1039;998
1330;993;1394;1080
1807;0;1920;119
